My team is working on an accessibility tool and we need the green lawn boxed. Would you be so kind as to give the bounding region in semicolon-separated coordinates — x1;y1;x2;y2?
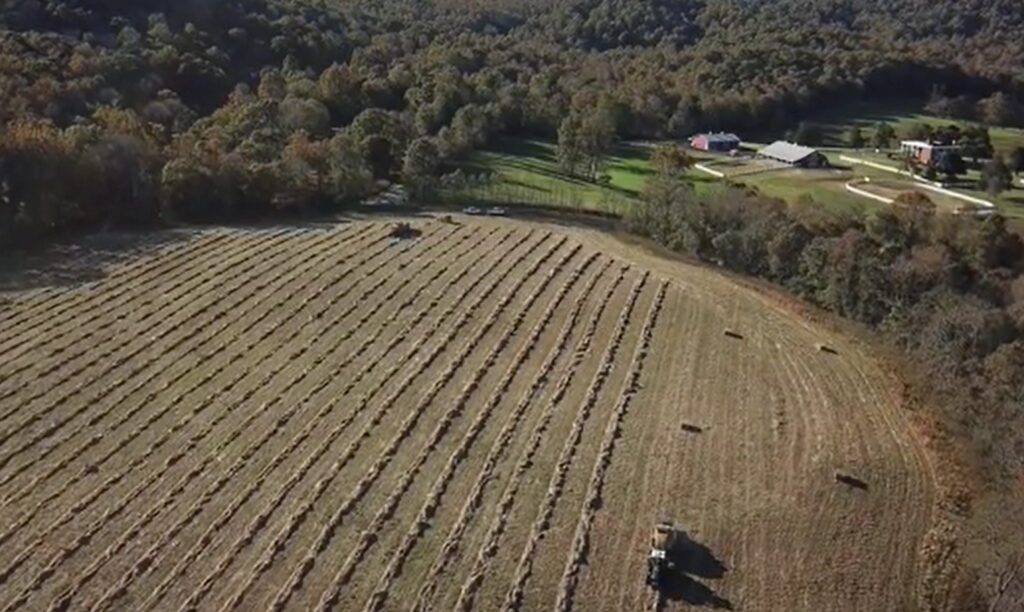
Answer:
739;169;872;216
833;148;1024;217
748;95;1024;216
450;136;878;220
791;98;1024;155
444;130;1024;222
687;149;875;216
445;138;653;215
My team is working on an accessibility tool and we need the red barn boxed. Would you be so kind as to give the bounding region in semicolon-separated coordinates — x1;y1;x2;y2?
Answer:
690;133;741;152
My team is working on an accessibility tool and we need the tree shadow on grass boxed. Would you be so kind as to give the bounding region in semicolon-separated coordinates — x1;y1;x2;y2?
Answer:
502;159;598;188
499;138;558;163
502;178;552;193
613;164;656;178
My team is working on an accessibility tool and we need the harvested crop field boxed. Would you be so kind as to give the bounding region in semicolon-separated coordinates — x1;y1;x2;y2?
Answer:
0;216;935;611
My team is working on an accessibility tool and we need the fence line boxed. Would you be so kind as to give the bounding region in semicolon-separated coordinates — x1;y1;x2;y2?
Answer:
844;180;894;205
693;163;725;178
840;155;996;212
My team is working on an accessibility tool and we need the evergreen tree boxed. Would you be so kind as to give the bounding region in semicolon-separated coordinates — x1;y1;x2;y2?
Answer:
934;152;966;181
846;126;865;149
904;123;933;142
961;126;994;162
872;123;896;149
650;143;694;176
979;156;1013;196
557;115;584;177
977;92;1020;127
1009;147;1024;176
401;137;440;199
579;107;616;180
794;122;823;146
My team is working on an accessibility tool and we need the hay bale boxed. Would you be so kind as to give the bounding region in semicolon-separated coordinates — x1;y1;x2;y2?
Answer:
834;470;868;490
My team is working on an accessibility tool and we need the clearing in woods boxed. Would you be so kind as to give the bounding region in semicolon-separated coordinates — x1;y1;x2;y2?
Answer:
0;216;935;611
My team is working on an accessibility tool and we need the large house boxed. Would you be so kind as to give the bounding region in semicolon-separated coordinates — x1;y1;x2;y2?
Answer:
690;132;741;152
900;140;961;165
757;141;829;168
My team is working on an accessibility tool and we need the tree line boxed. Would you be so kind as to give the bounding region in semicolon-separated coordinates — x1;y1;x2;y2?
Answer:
4;0;1024;249
627;164;1024;607
631;170;1024;478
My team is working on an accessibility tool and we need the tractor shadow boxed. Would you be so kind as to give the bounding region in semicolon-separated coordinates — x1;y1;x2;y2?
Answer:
663;537;733;609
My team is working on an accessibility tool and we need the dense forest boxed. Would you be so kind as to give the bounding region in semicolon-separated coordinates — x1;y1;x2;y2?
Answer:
3;0;1024;248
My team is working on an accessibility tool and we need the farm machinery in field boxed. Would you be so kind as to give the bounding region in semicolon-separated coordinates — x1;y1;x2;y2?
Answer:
647;521;682;588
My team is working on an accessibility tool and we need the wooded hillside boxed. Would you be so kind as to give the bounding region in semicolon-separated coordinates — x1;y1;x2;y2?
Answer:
2;0;1024;246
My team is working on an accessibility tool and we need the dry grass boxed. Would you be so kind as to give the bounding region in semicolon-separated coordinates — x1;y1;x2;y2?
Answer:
0;216;936;612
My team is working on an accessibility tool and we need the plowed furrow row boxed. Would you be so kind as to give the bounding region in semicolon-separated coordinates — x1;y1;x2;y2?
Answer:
0;225;450;610
0;229;380;498
313;244;585;611
0;230;273;390
592;289;699;612
450;264;629;612
230;235;565;612
0;227;313;440
554;281;666;612
41;224;490;612
0;232;231;357
408;258;611;612
128;228;531;612
0;227;428;594
358;252;602;612
501;271;648;612
0;226;381;501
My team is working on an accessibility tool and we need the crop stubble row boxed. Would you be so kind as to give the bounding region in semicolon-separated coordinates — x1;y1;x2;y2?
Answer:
0;219;932;612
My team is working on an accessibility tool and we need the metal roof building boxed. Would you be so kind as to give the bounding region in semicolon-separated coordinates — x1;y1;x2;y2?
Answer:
757;141;829;168
691;132;741;152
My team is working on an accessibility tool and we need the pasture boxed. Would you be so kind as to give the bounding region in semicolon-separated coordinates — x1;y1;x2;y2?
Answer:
0;217;934;611
796;99;1024;154
445;138;651;215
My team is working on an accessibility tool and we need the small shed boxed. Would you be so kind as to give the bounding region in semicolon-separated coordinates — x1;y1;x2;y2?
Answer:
690;133;741;152
757;141;829;168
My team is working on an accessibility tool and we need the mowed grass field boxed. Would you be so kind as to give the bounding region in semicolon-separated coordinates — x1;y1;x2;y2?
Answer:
448;138;653;215
797;98;1024;154
0;216;935;611
693;146;1024;218
450;137;874;220
449;103;1024;223
793;100;1024;216
688;155;874;218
